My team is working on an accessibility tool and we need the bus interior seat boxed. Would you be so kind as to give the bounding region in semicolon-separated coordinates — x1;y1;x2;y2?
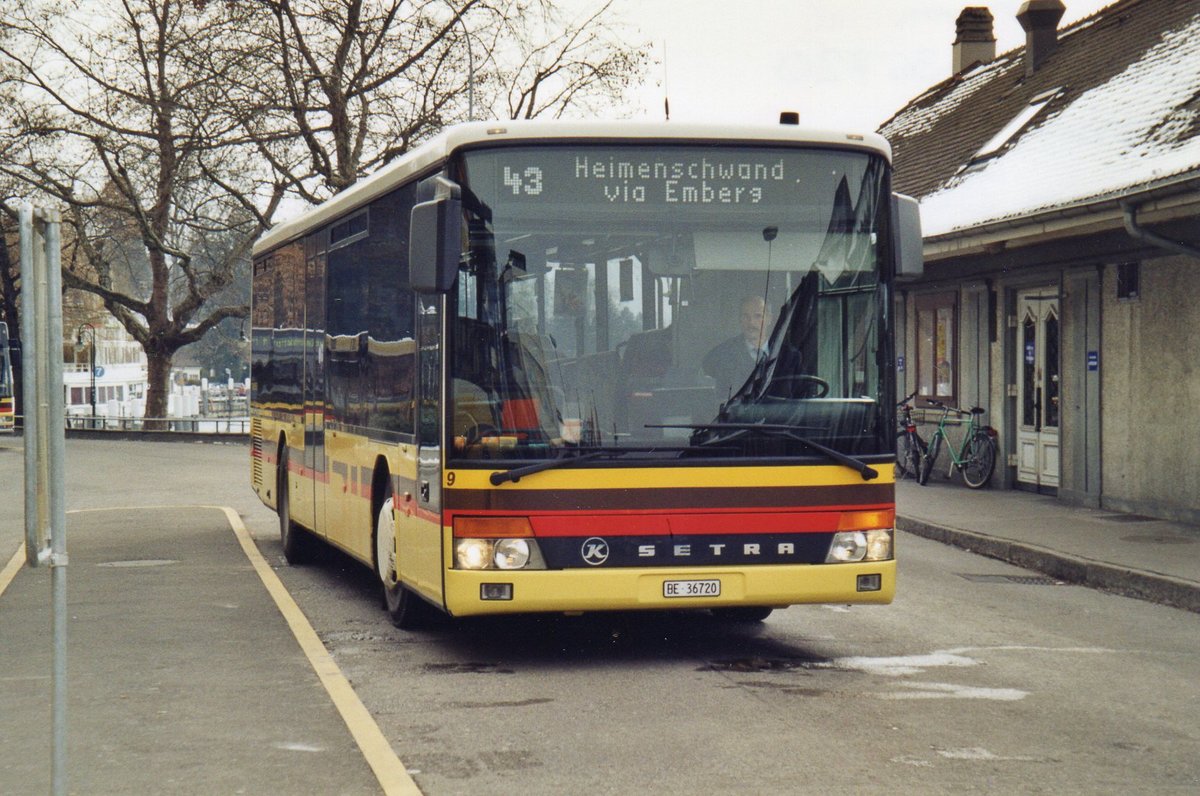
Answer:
621;327;673;380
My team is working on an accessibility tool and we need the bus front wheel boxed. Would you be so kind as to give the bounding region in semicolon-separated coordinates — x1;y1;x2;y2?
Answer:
375;498;435;630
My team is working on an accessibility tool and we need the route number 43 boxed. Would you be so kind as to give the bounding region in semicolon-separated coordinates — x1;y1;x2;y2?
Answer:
503;166;544;196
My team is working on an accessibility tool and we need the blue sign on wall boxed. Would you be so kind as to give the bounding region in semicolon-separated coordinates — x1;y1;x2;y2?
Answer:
1087;351;1099;372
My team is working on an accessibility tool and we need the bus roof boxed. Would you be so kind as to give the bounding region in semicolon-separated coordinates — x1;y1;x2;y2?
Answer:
252;120;893;258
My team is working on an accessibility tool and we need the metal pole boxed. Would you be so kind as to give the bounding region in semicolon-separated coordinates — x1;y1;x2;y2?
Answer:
464;19;474;122
89;336;96;425
76;323;96;428
19;205;42;565
444;0;474;121
45;209;68;796
19;204;68;796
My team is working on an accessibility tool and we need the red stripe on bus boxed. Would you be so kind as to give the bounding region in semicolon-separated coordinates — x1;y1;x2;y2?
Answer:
287;459;332;485
463;506;891;537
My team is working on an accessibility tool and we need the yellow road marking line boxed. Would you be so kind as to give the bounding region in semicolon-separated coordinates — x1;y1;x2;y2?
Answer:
3;505;421;796
1;543;24;597
218;505;422;796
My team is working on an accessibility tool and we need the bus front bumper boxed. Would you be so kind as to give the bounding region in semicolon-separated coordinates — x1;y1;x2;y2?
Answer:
442;561;895;617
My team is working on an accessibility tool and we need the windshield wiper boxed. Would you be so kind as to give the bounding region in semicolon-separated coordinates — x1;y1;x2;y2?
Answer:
490;450;607;485
649;422;879;481
488;443;736;485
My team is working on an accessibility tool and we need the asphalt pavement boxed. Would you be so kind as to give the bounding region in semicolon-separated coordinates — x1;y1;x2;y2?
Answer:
3;432;1199;794
0;496;416;794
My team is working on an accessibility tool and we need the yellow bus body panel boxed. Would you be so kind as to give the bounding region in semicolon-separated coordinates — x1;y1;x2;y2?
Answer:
445;463;894;490
442;560;895;616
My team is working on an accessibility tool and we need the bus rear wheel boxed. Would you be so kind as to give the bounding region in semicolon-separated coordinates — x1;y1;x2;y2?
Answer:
277;450;312;565
375;498;436;630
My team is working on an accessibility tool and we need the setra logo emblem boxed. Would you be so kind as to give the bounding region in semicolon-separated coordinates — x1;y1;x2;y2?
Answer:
580;537;610;566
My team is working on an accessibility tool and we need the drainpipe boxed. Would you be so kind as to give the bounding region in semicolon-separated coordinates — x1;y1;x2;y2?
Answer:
1122;201;1200;260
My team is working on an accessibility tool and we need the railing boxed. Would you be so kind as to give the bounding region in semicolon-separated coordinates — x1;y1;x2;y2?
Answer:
59;415;250;434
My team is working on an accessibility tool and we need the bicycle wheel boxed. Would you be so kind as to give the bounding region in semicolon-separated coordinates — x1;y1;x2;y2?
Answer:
895;432;913;479
895;431;926;480
917;437;938;485
961;432;997;488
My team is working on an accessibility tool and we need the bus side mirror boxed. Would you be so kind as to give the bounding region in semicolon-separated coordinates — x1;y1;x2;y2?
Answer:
891;193;923;281
410;178;462;293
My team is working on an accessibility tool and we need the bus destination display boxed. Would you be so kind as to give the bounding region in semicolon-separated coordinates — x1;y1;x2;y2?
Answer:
483;148;810;209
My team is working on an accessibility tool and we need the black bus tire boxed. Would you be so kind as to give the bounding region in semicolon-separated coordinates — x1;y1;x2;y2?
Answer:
375;497;438;630
278;448;312;565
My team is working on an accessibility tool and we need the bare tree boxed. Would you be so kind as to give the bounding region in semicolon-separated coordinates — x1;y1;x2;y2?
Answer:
503;2;648;120
236;0;650;200
0;0;645;425
0;1;286;424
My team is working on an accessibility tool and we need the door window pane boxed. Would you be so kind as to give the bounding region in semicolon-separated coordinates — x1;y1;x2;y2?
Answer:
1022;312;1037;427
1045;309;1059;429
916;292;956;403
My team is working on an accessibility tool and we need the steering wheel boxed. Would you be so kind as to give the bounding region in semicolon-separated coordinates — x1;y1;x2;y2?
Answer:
463;421;500;445
771;374;830;398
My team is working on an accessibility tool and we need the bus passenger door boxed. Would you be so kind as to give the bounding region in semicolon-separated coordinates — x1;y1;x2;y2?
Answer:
304;238;328;536
399;293;444;601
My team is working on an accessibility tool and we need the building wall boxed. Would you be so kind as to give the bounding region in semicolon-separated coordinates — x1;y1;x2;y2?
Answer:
1100;255;1200;522
1060;268;1102;507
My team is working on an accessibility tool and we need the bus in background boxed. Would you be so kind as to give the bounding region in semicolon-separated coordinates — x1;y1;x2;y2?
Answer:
0;321;14;433
250;120;922;627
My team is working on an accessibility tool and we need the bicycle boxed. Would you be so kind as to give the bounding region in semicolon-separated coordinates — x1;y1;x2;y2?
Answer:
894;390;926;480
918;399;998;489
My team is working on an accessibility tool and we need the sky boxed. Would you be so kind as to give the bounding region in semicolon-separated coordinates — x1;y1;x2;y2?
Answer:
606;0;1115;131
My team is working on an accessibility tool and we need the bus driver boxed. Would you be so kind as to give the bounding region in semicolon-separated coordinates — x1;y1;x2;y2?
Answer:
702;295;772;397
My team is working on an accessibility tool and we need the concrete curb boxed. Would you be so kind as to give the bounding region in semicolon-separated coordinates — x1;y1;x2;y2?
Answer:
897;515;1200;615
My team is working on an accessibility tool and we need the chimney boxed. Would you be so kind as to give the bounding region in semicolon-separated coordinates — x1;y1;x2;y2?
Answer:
1017;0;1066;76
952;7;996;74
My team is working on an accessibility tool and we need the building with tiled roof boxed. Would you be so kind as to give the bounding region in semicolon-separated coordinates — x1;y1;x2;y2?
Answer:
882;0;1200;521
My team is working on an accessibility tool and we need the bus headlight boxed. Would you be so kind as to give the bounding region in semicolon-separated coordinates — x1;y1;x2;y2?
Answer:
866;529;893;561
455;538;546;570
826;530;893;563
494;538;531;570
456;539;493;570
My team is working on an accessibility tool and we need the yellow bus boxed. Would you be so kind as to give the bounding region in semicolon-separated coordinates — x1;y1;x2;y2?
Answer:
0;321;14;433
250;120;922;627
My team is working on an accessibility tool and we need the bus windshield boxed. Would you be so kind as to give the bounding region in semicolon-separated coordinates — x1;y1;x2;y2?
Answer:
450;144;891;462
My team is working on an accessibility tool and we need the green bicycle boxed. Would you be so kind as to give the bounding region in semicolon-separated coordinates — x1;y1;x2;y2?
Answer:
917;399;998;489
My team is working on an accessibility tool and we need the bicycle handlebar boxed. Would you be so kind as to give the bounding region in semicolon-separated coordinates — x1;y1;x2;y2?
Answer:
925;398;986;416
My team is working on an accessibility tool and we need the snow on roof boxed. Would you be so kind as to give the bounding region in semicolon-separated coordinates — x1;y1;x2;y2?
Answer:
919;11;1200;238
882;56;1015;140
